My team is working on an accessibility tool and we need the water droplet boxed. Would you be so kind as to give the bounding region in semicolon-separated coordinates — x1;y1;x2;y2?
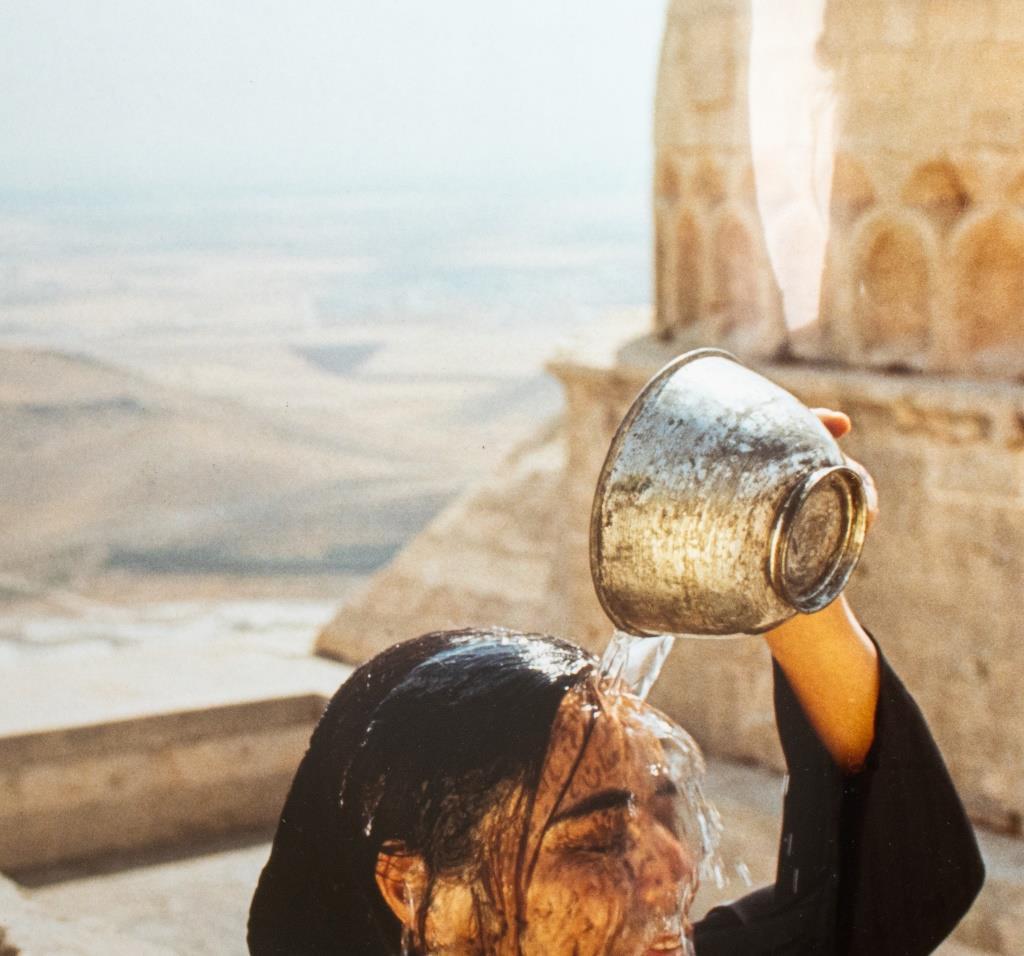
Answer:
400;882;418;954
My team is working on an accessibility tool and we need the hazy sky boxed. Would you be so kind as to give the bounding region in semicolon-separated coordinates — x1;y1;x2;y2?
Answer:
0;0;668;196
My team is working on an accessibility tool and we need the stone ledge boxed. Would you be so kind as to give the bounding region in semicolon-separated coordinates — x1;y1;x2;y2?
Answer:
0;642;350;874
549;325;1024;449
1;870;176;955
550;328;1024;833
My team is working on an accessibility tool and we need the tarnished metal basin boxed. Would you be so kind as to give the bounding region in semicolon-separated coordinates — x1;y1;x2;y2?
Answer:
590;349;867;636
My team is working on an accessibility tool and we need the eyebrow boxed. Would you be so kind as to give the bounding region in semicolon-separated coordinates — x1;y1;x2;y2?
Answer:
550;788;634;824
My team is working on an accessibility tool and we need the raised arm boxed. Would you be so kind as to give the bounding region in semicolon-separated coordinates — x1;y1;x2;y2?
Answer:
695;411;984;954
763;409;879;773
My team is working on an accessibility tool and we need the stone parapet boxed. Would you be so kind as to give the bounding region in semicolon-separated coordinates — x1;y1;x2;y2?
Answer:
549;326;1024;834
0;642;347;874
654;0;1024;378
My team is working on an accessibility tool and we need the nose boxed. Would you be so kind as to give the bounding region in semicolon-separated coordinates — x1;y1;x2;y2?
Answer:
631;821;693;911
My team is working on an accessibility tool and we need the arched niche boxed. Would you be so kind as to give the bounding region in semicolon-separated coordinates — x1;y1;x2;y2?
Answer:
711;215;758;334
954;211;1024;355
674;211;703;329
1005;171;1024;206
656;153;683;202
830;154;876;225
852;218;932;359
903;160;970;228
693;161;727;208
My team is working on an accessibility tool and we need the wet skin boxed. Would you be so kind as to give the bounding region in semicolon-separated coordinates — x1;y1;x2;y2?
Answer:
382;684;703;955
519;687;699;956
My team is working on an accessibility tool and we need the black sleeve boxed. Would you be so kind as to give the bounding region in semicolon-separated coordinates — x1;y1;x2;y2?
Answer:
693;641;984;956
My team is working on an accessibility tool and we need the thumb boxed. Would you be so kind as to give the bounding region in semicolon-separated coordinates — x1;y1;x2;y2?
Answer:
812;407;851;440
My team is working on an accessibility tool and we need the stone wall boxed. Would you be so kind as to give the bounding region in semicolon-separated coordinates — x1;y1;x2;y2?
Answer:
653;0;787;358
655;0;1024;378
550;327;1024;834
316;419;573;663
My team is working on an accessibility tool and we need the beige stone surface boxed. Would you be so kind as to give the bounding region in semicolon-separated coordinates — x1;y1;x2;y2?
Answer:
1;871;174;955
0;641;349;873
316;416;577;662
26;840;269;956
550;328;1024;833
654;0;1024;379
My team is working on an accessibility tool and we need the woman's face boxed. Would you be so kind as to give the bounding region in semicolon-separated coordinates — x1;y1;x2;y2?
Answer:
519;686;699;956
416;684;704;955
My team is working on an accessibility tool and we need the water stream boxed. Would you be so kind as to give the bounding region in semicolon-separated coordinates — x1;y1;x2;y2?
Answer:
598;629;678;701
597;626;752;952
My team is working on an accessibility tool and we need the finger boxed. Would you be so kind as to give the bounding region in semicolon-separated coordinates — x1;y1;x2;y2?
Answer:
812;407;851;440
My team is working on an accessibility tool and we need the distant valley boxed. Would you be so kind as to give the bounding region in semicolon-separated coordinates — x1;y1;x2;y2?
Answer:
0;190;647;613
0;347;461;601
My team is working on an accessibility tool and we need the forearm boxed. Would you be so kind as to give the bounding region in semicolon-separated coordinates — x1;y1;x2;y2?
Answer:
763;594;879;773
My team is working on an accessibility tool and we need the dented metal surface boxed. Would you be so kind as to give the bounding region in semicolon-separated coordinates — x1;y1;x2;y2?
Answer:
590;349;867;636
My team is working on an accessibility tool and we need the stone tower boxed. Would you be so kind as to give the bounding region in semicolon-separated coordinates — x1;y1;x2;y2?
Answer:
655;0;1024;379
653;0;787;358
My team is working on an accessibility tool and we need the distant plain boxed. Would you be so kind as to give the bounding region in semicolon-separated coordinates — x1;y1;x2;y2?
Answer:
0;189;649;657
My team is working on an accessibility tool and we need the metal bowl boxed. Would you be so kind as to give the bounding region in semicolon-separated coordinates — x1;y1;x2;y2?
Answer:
590;348;867;636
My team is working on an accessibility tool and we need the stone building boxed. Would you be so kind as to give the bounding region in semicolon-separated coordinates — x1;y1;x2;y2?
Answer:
654;0;1024;378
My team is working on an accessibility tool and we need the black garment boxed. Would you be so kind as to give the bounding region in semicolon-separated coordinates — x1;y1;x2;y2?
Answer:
693;646;985;955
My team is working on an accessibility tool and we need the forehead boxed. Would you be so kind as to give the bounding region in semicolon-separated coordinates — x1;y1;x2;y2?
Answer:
543;686;678;808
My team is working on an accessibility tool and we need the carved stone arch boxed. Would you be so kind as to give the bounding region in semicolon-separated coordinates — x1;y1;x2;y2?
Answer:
849;212;934;361
674;208;704;329
693;161;727;208
710;210;759;336
903;160;970;228
830;154;876;225
656;152;683;202
1005;171;1024;206
952;210;1024;356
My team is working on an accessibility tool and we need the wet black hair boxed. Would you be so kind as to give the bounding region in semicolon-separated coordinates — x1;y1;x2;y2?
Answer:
248;628;595;955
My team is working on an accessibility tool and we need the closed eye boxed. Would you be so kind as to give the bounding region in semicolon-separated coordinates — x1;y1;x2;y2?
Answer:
550;788;634;824
652;779;683;836
555;812;630;855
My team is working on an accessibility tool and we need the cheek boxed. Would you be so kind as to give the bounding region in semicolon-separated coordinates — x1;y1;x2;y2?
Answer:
423;878;482;954
521;854;633;955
